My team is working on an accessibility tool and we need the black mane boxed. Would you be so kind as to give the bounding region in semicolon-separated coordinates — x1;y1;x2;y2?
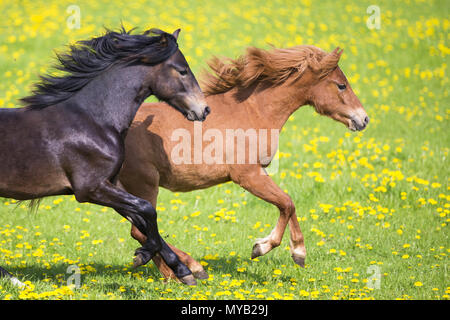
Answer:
20;27;178;109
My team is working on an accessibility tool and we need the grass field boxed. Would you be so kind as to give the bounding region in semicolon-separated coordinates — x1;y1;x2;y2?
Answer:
0;0;448;300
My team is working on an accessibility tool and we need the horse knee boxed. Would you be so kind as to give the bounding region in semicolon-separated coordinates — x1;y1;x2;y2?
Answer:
280;196;295;217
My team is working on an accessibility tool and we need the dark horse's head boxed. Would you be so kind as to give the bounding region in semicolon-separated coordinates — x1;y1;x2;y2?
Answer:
137;28;210;121
20;27;210;122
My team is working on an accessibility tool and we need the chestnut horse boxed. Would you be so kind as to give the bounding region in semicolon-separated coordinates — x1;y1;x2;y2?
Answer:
119;46;369;281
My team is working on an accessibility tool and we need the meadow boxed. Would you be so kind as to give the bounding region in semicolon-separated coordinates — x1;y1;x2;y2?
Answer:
0;0;448;300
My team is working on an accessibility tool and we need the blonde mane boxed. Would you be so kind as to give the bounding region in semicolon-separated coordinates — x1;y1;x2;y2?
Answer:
201;45;341;96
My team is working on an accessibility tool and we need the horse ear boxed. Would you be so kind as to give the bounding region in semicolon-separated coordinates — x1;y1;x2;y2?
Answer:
330;47;343;62
320;47;343;70
333;47;344;59
172;29;181;40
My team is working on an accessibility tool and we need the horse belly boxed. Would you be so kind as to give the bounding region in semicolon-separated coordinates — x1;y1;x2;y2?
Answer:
0;150;71;200
0;170;71;200
161;163;230;192
0;109;73;199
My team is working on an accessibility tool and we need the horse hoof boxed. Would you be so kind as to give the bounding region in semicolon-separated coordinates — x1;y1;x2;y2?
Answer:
251;243;264;259
133;254;144;269
179;274;197;286
292;254;306;268
133;247;154;268
193;270;209;280
133;251;151;269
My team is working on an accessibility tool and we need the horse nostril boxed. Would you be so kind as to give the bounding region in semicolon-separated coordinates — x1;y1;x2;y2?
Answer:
364;116;370;124
203;106;211;116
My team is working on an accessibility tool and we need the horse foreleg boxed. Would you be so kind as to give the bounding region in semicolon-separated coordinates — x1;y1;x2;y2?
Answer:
166;243;209;279
287;212;306;267
130;224;176;279
153;247;208;281
232;166;306;267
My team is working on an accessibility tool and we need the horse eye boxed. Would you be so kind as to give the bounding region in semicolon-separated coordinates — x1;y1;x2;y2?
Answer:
337;83;346;90
178;69;188;76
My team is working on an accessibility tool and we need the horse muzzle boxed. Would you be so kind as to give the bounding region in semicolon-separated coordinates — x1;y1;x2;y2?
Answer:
349;114;370;131
186;106;210;122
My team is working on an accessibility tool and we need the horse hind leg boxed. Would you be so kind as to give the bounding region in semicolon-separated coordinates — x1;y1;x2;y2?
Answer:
0;266;25;288
76;180;196;285
122;173;208;281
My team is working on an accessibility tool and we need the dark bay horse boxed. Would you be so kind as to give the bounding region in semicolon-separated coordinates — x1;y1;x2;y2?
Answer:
0;27;209;286
119;46;369;282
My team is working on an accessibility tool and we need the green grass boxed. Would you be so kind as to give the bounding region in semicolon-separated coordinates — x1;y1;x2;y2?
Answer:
0;0;449;300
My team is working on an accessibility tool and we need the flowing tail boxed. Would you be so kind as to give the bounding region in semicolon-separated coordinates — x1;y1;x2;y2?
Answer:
15;198;43;214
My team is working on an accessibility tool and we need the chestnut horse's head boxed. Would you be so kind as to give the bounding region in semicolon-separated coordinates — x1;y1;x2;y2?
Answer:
306;48;369;131
201;45;368;130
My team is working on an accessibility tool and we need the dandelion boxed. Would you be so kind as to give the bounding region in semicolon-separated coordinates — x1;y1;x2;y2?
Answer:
273;269;282;275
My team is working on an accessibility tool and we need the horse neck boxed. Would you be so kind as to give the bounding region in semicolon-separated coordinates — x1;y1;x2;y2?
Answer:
71;64;151;134
239;80;309;131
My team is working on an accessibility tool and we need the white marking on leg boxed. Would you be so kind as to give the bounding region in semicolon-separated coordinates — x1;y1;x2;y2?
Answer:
253;228;277;256
10;277;26;288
